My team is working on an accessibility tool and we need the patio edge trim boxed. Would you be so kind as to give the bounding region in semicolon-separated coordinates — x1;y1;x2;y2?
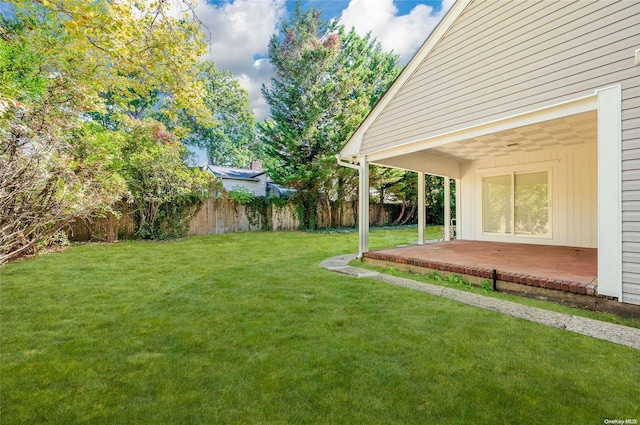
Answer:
362;251;598;296
320;254;640;350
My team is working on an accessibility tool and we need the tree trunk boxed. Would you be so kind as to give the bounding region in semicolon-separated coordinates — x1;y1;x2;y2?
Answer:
375;187;384;226
326;195;332;229
301;193;317;230
401;203;417;225
392;199;406;225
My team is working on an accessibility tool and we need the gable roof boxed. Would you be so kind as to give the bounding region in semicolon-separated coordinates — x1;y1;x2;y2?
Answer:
341;0;636;162
204;165;265;181
340;0;470;159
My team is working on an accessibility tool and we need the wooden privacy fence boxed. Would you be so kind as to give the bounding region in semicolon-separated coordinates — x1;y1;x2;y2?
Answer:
188;198;300;235
67;198;404;242
66;210;136;243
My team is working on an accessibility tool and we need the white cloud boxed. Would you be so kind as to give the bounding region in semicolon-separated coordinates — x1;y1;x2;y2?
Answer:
187;0;452;120
235;59;273;119
191;0;286;119
340;0;454;63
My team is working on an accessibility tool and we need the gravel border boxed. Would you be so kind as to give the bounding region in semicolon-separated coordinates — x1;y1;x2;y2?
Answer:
321;254;640;350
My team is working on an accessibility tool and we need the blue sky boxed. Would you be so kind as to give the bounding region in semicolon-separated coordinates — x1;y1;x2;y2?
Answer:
194;0;452;119
304;0;447;19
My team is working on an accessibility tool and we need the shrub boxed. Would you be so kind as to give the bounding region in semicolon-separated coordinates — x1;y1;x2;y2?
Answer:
227;186;255;205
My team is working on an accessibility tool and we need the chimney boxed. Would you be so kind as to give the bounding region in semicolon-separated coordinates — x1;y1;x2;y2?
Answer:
250;160;263;171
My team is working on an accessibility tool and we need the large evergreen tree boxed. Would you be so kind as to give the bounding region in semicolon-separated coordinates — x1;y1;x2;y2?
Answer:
259;4;401;229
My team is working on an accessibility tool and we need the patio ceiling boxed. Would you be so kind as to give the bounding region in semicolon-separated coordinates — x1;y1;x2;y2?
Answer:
424;110;597;163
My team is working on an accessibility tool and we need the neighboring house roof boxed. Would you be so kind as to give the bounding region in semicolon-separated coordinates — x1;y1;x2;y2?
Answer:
204;165;266;182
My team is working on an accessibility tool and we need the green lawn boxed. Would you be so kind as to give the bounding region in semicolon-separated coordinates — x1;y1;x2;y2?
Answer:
1;228;639;424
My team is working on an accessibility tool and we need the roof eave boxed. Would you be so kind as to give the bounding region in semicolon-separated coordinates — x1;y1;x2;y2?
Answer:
221;177;261;182
339;0;471;159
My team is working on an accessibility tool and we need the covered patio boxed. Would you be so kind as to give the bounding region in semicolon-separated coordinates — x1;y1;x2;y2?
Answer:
334;0;640;304
363;240;598;297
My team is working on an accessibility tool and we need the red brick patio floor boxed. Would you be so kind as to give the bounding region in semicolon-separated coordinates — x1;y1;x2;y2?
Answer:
363;240;598;296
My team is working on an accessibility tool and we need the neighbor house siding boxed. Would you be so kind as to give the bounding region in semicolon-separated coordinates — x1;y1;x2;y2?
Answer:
360;0;639;155
622;79;640;305
222;177;266;197
460;143;597;248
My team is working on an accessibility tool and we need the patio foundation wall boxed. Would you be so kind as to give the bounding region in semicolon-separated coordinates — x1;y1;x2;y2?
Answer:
361;256;640;318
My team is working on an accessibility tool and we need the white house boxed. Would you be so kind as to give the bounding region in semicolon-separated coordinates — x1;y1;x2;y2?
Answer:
205;161;295;199
339;0;640;305
205;161;269;197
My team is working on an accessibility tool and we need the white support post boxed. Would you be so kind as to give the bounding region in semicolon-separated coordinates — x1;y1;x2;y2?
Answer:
596;85;622;299
444;176;451;242
455;178;461;240
418;172;426;245
358;156;369;258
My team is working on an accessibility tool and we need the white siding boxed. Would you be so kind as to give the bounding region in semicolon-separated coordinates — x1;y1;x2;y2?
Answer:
222;177;267;197
361;0;639;155
353;0;640;303
460;143;597;248
622;77;640;304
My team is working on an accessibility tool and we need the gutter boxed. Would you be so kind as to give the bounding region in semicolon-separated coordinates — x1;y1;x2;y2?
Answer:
336;154;360;170
224;177;260;182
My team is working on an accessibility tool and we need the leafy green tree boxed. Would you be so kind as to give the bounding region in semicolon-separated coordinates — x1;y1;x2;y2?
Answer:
370;167;406;224
0;99;116;263
119;118;218;239
0;1;218;260
259;4;401;229
94;60;256;168
421;175;455;226
389;172;419;225
0;9;124;263
12;0;212;124
171;61;256;167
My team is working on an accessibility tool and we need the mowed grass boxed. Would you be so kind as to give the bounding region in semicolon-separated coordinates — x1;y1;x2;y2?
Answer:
1;228;639;424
